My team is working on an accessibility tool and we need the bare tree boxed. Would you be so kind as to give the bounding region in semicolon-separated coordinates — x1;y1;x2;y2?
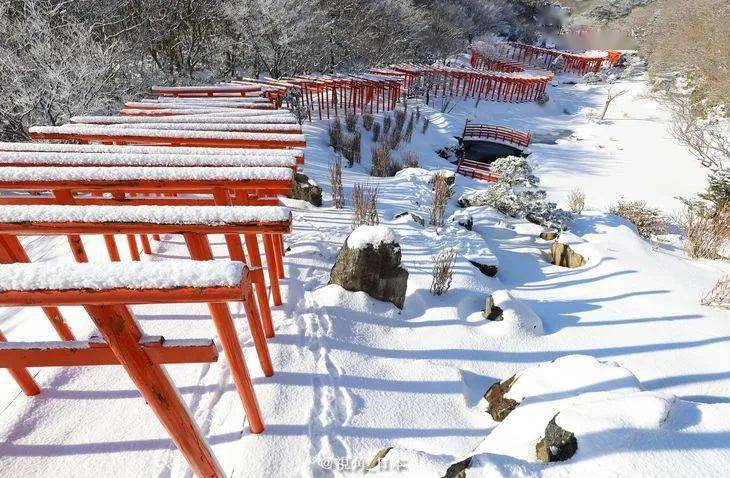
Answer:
657;87;729;172
599;87;628;120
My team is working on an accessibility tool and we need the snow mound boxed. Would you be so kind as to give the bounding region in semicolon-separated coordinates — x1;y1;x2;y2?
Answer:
460;355;730;477
489;290;544;336
346;225;399;249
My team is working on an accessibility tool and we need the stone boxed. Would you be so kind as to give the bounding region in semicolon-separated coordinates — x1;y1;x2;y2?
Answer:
443;457;471;478
394;211;425;227
483;295;504;321
540;230;560;241
291;172;322;207
484;375;519;421
536;415;578;462
451;211;473;231
550;242;586;268
329;228;409;309
469;260;498;277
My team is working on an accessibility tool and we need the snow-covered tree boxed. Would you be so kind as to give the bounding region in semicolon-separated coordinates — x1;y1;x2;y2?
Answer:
459;156;572;229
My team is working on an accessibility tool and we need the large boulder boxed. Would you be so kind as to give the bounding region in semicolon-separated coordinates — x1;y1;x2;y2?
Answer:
536;415;577;462
291;172;322;207
329;225;409;309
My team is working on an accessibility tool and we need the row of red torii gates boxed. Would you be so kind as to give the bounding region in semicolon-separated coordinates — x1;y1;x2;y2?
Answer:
238;41;619;121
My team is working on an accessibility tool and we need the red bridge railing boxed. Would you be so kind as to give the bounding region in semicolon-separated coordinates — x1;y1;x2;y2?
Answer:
462;121;531;150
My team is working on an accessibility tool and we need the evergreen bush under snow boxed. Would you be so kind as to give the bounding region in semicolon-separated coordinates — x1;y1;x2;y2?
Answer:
458;156;572;229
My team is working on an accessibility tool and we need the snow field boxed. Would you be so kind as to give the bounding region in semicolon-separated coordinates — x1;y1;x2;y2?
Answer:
0;67;728;477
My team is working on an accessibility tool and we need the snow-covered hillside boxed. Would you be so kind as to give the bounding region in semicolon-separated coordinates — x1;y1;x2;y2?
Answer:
0;68;728;477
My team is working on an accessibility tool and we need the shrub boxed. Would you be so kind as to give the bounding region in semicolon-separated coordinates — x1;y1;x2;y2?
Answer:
404;112;415;142
387;157;403;177
566;188;586;214
344;113;357;133
351;183;379;228
372;122;381;142
329;156;344;209
674;200;728;259
394;108;407;132
371;143;390;177
363;114;374;131
383;115;392;135
610;200;668;239
430;248;457;296
422;117;430;134
699;169;730;208
328;120;343;152
460;156;572;230
701;276;729;309
402;150;419;169
429;173;451;226
352;130;362;164
388;128;402;150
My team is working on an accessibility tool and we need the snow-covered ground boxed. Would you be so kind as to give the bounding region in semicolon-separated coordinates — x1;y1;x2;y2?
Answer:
0;68;728;477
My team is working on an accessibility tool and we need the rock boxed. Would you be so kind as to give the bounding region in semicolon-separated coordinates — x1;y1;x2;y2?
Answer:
291;172;322;206
394;211;425;226
540;230;560;241
469;260;498;277
550;242;586;268
484;375;519;421
450;210;473;231
536;92;549;105
366;447;393;472
536;415;577;462
329;225;409;309
443;457;471;478
483;295;504;321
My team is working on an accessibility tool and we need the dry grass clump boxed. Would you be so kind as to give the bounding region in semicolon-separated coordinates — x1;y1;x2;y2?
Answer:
404;112;415;142
401;150;419;169
329;155;344;209
674;202;729;259
388;127;402;150
567;188;586;214
363;114;374;131
430;248;457;296
394;108;407;132
351;182;379;228
371;142;403;177
328;120;344;151
372;122;381;142
344;113;357;133
429;172;452;226
701;276;729;309
610;200;667;239
383;115;392;135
